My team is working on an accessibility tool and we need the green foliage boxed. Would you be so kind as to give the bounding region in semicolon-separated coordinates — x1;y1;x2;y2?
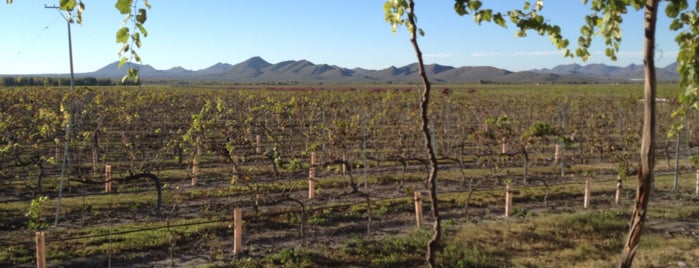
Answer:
384;0;409;33
454;0;570;56
58;0;84;24
114;0;151;83
341;230;429;267
114;0;132;14
439;243;501;268
116;27;130;44
26;196;49;231
285;158;301;172
384;0;424;36
668;0;699;122
521;121;566;144
263;248;312;266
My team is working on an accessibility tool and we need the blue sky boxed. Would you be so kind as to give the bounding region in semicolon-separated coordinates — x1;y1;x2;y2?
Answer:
0;1;680;75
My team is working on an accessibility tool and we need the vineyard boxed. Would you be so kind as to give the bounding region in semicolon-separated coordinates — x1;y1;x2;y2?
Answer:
1;83;699;267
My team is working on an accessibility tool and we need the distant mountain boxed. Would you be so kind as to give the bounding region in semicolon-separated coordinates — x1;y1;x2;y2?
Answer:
76;57;679;83
532;62;679;81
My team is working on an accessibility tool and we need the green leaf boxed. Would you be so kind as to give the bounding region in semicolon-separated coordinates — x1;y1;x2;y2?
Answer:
59;0;76;10
580;25;591;36
136;8;147;24
132;50;141;62
535;0;544;10
118;43;129;56
122;67;139;83
116;27;129;43
117;57;128;68
136;23;148;37
454;1;469;16
563;49;572;58
605;47;615;57
132;32;141;48
469;0;482;10
493;13;506;27
666;0;688;18
115;0;133;15
670;18;685;31
76;2;85;24
479;9;492;23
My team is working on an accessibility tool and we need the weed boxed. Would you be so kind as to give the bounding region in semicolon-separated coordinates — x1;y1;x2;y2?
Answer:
263;248;311;266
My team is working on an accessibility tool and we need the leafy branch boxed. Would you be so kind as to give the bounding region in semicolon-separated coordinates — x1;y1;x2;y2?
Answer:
115;0;151;83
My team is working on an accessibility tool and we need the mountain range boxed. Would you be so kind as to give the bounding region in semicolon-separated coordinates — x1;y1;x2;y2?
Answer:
76;56;680;83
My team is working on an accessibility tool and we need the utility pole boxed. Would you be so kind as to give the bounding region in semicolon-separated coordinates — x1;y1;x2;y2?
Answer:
45;5;76;227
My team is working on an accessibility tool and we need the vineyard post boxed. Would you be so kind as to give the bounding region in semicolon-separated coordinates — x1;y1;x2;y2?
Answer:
233;208;243;255
322;110;327;152
192;136;201;187
192;157;198;187
54;139;61;162
414;191;423;227
309;152;316;199
365;193;373;236
505;183;513;217
105;165;112;193
554;144;560;163
308;167;315;199
615;175;622;205
559;142;566;177
91;146;98;173
672;132;681;193
361;112;368;189
584;177;591;209
500;140;508;168
342;153;347;175
558;103;568;178
255;134;261;154
35;231;46;268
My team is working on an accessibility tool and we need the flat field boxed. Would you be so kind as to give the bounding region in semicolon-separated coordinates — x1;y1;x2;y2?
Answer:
1;83;698;267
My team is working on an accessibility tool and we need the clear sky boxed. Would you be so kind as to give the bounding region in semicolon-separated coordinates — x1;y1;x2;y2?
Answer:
0;1;680;75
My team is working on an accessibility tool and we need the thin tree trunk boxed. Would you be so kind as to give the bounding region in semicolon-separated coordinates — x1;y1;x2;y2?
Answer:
619;1;658;266
406;2;440;267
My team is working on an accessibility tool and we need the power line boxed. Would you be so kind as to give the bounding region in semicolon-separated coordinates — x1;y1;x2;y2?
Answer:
0;15;60;74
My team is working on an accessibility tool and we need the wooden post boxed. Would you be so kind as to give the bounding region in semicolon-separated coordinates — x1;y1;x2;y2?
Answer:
233;208;243;255
92;149;98;173
554;144;560;163
505;184;513;217
54;139;60;162
584;177;591;209
105;165;112;193
615;175;622;205
308;167;315;199
35;231;46;268
192;157;198;187
255;135;261;154
309;152;316;199
501;142;507;154
342;153;347;175
695;170;699;196
414;191;423;227
192;136;201;187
